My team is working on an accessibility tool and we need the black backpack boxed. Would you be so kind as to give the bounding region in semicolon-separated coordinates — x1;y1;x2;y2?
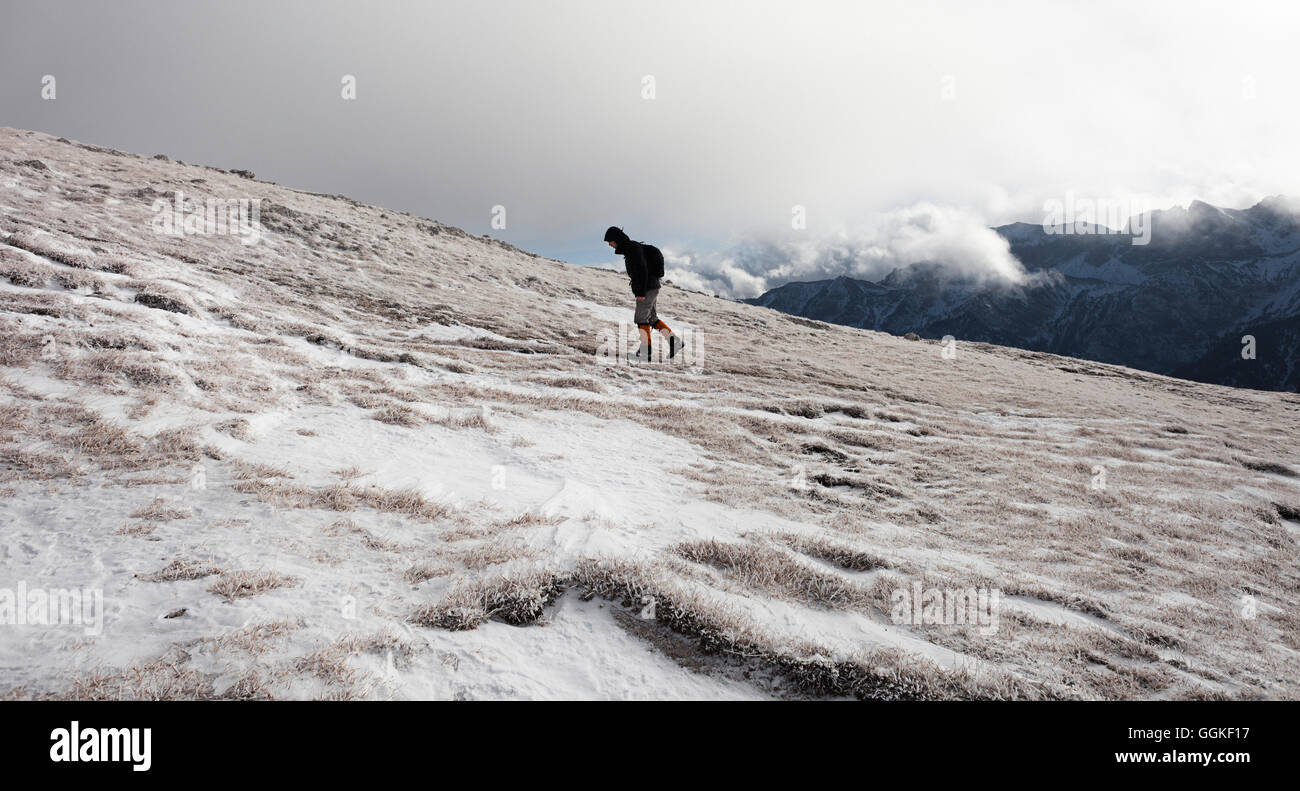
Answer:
642;243;665;280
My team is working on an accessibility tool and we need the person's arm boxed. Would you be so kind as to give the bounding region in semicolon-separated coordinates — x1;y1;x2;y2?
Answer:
625;245;648;297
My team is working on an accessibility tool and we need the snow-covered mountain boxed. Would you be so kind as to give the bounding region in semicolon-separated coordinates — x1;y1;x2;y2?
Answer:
2;127;1298;700
746;198;1300;392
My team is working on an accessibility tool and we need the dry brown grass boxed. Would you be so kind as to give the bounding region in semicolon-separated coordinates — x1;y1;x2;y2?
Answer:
528;374;608;393
334;630;420;666
333;465;368;482
428;407;496;431
404;560;456;584
768;531;893;572
128;281;198;315
128;497;192;522
230;476;454;522
373;403;423;426
207;570;298;602
59;647;216;701
455;539;543;571
0;448;85;481
195;620;301;658
56;350;182;393
139;558;223;582
112;522;156;537
572;557;1032;700
214;418;253;441
230;460;293;480
675;539;875;610
492;511;565;530
291;649;365;690
6;231;97;270
411;568;568;630
31;620;307;700
0;255;55;288
354;526;408;553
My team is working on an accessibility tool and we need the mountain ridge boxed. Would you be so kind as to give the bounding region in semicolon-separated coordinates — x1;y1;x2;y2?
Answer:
746;198;1300;392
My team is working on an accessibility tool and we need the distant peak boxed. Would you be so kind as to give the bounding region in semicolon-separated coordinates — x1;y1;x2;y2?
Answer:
1253;194;1300;216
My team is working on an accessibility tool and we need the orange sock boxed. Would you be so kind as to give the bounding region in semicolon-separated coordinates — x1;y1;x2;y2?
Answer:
638;325;652;346
653;319;673;335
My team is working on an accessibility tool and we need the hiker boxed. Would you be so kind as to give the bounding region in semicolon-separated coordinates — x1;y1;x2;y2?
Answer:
604;226;681;360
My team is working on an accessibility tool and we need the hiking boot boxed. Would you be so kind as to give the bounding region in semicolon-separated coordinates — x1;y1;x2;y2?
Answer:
668;335;682;359
632;343;652;362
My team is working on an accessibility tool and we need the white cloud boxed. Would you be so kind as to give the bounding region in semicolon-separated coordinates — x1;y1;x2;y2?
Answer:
3;0;1296;273
665;203;1028;298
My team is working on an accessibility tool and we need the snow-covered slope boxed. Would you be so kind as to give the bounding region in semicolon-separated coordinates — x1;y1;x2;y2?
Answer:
2;127;1298;700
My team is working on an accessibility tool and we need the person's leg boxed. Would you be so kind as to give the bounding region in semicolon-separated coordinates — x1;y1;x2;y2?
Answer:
633;293;654;359
641;289;662;359
653;319;683;358
639;289;681;358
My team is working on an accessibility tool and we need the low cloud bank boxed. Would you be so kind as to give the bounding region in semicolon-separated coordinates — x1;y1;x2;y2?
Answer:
664;203;1028;299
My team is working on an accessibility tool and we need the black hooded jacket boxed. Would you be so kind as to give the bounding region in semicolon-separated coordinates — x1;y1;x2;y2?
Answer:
608;228;659;297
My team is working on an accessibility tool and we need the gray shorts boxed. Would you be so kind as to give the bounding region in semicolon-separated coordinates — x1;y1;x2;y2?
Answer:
633;288;660;325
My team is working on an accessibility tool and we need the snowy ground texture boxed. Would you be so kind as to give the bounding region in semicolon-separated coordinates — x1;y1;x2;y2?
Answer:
1;126;1298;700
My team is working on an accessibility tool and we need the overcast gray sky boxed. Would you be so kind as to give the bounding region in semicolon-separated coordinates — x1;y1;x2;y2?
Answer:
3;0;1297;296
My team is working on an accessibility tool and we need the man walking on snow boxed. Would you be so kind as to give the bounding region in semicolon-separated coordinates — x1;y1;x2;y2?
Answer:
604;226;681;361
